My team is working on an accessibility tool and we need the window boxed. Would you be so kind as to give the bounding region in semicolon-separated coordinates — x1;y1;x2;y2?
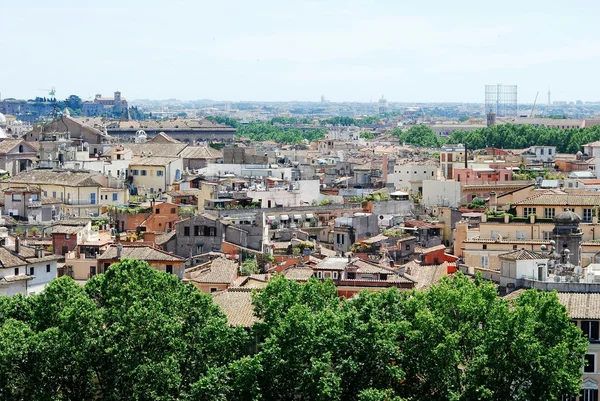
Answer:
540;148;545;155
543;231;553;240
184;226;190;236
90;193;96;205
141;170;147;176
582;321;600;341
155;208;160;214
317;271;323;279
405;244;410;251
584;208;593;222
112;193;118;201
516;231;526;240
482;244;487;250
333;271;338;279
543;208;555;219
52;191;57;198
46;264;51;273
523;207;536;218
18;145;24;153
513;245;517;250
132;169;139;175
583;389;598;401
171;208;176;214
564;207;575;212
166;265;173;274
194;226;199;236
14;267;19;276
481;255;489;268
157;170;163;176
12;194;22;201
210;287;218;293
29;267;34;276
548;148;553;155
584;353;596;373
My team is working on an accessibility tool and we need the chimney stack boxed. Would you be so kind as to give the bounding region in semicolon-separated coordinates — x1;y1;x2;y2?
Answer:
116;243;123;259
15;236;20;255
382;153;388;185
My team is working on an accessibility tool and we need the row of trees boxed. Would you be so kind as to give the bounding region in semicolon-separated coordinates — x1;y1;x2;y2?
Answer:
392;125;444;147
237;121;327;144
448;124;600;153
0;259;587;400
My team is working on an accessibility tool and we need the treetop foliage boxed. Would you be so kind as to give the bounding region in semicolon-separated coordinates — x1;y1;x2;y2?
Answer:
0;260;587;401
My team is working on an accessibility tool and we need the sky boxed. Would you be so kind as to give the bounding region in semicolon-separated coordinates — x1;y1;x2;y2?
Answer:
1;0;599;103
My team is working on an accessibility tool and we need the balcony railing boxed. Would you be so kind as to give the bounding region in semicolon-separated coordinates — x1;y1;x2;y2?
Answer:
27;201;42;208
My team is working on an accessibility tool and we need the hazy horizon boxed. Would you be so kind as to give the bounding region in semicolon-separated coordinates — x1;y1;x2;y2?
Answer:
2;0;599;103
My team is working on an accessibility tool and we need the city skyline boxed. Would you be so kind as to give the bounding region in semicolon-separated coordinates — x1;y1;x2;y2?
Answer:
2;0;600;103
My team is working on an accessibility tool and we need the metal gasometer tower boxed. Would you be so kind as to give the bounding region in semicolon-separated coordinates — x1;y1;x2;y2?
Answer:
485;84;517;117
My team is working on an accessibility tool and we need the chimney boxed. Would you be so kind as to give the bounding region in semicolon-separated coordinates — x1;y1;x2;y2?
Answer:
15;236;20;255
116;243;123;259
489;191;497;212
382;153;388;184
464;142;468;169
35;247;43;258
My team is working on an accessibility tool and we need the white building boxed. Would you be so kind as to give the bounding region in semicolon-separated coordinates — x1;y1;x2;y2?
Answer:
387;163;438;194
0;238;60;296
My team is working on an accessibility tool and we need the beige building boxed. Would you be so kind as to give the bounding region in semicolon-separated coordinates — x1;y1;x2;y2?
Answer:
128;156;184;195
5;169;103;216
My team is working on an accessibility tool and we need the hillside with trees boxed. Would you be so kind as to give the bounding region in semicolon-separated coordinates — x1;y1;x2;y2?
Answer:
0;259;587;400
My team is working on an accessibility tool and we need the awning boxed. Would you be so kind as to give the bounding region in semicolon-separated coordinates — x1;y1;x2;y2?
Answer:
306;213;314;219
293;214;302;220
280;215;289;221
267;215;276;221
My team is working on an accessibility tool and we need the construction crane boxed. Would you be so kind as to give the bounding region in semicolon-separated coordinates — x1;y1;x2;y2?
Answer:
530;91;539;117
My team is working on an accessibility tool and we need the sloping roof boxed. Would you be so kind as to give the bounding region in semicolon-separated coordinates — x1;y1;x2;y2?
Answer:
8;245;61;263
314;257;348;271
212;288;258;327
52;225;86;235
498;249;545;261
130;156;180;166
416;244;447;254
155;230;177;246
185;257;238;284
0;247;27;268
361;234;388;244
352;259;392;274
98;245;184;261
402;260;448;290
0;139;36;155
557;293;600;319
180;145;223;160
120;143;187;158
148;132;181;144
514;192;600;206
9;169;102;187
283;266;314;281
404;219;438;229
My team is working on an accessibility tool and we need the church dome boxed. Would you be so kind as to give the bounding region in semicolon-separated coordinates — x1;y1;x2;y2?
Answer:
553;210;581;224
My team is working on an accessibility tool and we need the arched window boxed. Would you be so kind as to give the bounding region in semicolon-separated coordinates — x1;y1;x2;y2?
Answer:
18;145;23;153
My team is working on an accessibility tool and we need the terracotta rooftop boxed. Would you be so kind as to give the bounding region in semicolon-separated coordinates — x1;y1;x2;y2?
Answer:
185;257;238;284
557;293;600;320
514;192;600;206
498;249;545;261
98;245;184;261
283;266;314;281
9;169;102;187
212;288;258;327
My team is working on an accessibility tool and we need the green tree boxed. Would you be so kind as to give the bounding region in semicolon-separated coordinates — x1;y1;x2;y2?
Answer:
393;125;443;147
0;259;246;401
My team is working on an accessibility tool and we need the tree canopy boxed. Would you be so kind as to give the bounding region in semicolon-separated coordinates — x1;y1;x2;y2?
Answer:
448;123;600;153
0;261;587;401
236;121;326;144
393;125;444;147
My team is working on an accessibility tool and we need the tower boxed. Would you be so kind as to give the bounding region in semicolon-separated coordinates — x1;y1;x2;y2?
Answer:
552;211;583;266
486;110;496;127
